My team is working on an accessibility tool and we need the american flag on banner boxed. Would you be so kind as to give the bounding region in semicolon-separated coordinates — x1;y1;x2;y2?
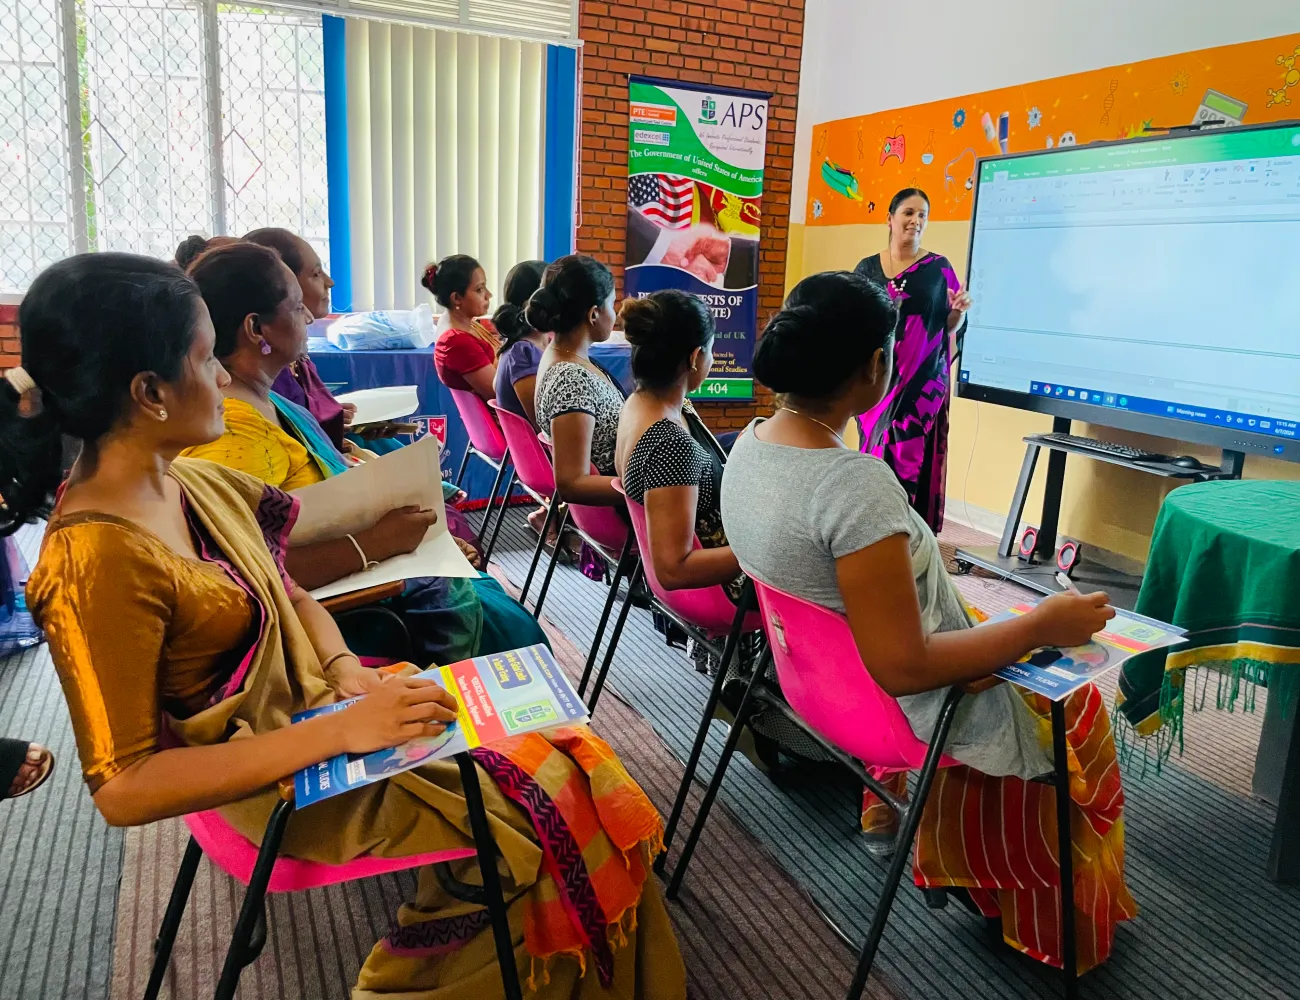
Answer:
629;173;696;229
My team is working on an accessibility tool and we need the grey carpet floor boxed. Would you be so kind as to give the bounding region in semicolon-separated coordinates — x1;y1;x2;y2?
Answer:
4;509;1298;1000
0;526;123;1000
483;506;1300;1000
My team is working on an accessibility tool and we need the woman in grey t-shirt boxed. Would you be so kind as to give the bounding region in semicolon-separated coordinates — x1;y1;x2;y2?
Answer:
721;270;1136;975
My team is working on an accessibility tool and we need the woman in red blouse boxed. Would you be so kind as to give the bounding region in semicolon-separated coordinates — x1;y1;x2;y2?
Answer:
424;254;499;399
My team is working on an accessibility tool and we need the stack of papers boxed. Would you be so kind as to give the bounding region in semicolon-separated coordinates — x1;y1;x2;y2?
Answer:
289;435;475;600
334;385;420;426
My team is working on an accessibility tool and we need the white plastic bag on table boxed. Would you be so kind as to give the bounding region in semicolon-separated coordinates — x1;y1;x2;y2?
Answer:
326;303;436;351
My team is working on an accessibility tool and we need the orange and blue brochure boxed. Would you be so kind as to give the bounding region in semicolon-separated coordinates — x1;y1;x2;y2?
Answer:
986;604;1186;701
292;644;587;806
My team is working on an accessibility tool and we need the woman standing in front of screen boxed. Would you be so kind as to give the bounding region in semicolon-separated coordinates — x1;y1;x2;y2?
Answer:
854;188;971;532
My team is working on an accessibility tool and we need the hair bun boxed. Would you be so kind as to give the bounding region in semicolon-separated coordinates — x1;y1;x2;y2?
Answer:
619;297;660;347
524;285;560;333
420;263;437;292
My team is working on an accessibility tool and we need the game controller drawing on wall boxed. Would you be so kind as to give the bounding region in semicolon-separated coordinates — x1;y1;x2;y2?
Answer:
880;134;905;165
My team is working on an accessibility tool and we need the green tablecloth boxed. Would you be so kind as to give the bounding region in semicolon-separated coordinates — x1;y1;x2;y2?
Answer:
1117;480;1300;757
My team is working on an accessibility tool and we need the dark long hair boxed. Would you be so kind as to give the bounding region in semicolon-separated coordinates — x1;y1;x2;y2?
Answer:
888;187;930;214
524;255;614;335
421;254;480;309
0;254;202;535
621;291;715;390
754;271;896;399
243;227;305;274
492;259;546;357
188;243;295;359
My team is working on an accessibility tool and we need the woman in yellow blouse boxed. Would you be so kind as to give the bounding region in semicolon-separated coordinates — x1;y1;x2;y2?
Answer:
7;252;684;998
181;242;547;666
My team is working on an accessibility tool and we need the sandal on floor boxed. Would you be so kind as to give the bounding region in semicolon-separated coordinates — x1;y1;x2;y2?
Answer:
0;738;55;801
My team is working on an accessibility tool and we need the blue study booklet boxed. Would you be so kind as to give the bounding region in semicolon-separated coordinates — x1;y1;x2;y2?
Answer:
292;643;587;807
985;603;1186;701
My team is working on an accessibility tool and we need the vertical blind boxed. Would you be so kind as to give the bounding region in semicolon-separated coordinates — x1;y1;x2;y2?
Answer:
344;18;544;311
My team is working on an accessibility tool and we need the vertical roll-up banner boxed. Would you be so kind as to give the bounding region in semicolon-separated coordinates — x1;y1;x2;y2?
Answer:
625;76;770;400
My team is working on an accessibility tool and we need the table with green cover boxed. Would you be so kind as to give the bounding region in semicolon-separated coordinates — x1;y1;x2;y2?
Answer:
1116;479;1300;882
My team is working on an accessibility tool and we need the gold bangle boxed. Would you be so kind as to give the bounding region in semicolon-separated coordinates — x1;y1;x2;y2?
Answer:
320;650;361;675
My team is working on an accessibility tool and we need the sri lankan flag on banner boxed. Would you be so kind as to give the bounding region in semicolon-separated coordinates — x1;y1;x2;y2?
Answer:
697;183;761;237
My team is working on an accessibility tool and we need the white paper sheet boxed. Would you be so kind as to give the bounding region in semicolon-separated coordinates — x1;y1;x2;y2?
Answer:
333;385;420;426
288;435;476;599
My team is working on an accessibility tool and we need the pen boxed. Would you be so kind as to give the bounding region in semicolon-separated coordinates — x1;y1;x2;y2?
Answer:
1055;571;1082;595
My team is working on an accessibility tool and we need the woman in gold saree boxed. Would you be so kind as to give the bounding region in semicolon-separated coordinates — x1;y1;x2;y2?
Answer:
8;253;685;998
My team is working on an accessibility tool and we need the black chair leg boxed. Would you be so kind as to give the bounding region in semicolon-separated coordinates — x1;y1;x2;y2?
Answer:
456;753;524;1000
529;505;571;622
665;649;770;900
481;469;517;569
656;586;755;873
585;560;643;715
519;495;560;607
1052;698;1079;1000
846;686;963;1000
213;799;294;1000
454;444;473;489
476;450;512;547
577;534;636;697
143;835;204;1000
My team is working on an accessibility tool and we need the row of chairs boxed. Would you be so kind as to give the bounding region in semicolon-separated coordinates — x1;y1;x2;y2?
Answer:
144;390;1078;1000
454;388;1081;1000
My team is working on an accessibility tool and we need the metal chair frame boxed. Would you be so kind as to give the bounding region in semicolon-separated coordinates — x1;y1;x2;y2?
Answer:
142;755;523;1000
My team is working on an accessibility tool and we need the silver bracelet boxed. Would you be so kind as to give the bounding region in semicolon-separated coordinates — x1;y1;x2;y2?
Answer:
346;533;381;571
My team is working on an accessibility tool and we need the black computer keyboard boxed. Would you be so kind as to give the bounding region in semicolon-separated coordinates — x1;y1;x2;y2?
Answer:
1038;432;1165;462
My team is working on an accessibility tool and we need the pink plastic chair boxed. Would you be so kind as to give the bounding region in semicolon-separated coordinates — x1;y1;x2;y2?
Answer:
144;754;523;1000
448;388;512;564
535;432;640;712
486;400;561;615
664;581;965;1000
614;479;764;866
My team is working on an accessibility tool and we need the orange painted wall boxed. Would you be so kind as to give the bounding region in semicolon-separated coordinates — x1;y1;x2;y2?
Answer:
805;33;1300;228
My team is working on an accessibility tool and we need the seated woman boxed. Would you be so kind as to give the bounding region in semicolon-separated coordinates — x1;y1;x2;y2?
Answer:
492;260;547;426
720;270;1136;973
614;290;740;597
530;256;624;507
11;252;684;997
181;242;545;666
425;254;499;400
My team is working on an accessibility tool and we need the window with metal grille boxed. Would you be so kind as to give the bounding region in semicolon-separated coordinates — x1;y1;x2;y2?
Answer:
0;0;329;295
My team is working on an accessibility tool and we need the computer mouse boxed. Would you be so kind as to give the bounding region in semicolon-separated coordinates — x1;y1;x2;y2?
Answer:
1171;456;1204;469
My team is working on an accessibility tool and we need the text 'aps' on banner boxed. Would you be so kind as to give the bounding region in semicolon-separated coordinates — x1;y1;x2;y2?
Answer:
625;76;770;401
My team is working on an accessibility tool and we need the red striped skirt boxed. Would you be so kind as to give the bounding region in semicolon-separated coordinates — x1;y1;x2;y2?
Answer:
862;682;1137;973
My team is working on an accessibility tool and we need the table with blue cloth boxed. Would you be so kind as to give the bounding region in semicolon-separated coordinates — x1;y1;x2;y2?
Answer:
1116;479;1300;883
307;339;633;504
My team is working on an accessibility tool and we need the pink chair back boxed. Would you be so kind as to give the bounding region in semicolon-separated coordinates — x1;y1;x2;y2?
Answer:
613;479;758;638
537;432;629;554
184;809;474;894
488;400;555;497
449;388;507;463
753;581;959;774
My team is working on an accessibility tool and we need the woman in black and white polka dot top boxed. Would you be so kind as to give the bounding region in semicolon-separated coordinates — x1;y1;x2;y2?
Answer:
614;290;743;602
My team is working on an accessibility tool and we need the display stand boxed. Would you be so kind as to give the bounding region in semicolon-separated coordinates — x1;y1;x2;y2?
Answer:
954;417;1245;610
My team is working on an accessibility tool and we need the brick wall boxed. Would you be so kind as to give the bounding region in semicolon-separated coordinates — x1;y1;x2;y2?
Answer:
577;0;806;431
0;305;18;369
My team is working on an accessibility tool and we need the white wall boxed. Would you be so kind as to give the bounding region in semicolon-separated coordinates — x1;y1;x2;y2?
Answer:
790;0;1300;223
